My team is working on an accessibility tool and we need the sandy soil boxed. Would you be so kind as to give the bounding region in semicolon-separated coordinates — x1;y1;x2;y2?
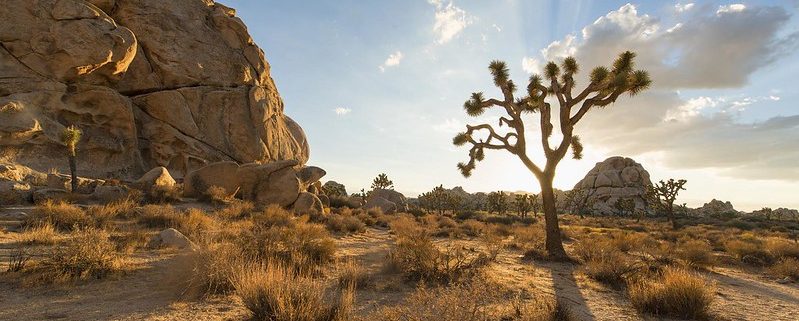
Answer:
1;207;797;321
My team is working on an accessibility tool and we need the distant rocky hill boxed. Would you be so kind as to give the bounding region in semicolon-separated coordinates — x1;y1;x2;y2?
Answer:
0;0;308;179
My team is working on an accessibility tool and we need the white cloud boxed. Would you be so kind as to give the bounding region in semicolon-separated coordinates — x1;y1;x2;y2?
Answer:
768;95;781;101
675;3;695;12
666;23;683;33
717;4;746;14
334;107;351;115
541;34;576;59
665;96;718;121
492;24;502;32
378;51;403;72
521;57;541;74
429;0;474;44
433;118;464;133
536;3;798;180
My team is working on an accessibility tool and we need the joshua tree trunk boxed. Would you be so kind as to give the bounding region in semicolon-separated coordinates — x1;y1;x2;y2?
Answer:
539;172;568;259
69;154;77;193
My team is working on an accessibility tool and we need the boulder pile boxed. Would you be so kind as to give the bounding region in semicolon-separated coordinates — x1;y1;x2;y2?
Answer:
572;156;653;215
183;160;327;214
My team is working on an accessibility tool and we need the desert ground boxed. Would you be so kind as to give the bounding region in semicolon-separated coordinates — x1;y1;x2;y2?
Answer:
1;197;797;321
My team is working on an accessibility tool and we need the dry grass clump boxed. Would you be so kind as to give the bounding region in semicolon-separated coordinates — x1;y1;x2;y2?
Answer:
459;219;487;237
511;297;576;321
137;205;217;239
232;263;354;321
31;229;124;283
764;238;799;260
676;239;715;268
26;200;90;231
367;280;575;321
767;258;799;281
201;185;235;205
110;230;150;254
511;226;547;260
15;223;58;245
137;204;184;228
724;238;773;266
188;241;245;296
326;214;366;234
387;225;496;284
367;281;502;321
628;267;715;320
337;260;372;289
214;200;256;220
239;205;337;269
574;239;640;288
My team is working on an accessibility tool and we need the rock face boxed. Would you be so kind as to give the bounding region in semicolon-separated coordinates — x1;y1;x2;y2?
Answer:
0;0;309;179
572;156;653;215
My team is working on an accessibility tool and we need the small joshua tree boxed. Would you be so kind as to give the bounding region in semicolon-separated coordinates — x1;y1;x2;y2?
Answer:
646;179;687;228
514;194;533;218
487;191;509;214
371;173;394;190
60;125;82;193
564;188;595;218
453;52;651;258
419;185;457;215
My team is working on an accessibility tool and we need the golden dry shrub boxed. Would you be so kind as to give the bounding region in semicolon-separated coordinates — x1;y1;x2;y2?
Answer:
214;200;256;220
337;259;372;289
764;238;799;260
137;204;183;228
676;239;715;268
26;200;90;232
35;228;124;283
387;226;495;284
768;258;799;281
326;214;366;234
15;223;58;245
232;263;354;321
724;238;773;265
628;267;715;319
188;241;245;296
367;281;502;321
239;206;337;270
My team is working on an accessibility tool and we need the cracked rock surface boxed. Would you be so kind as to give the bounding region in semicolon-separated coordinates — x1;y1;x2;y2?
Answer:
0;0;309;179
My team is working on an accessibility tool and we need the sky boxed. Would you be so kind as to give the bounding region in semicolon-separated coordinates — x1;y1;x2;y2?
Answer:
221;0;799;211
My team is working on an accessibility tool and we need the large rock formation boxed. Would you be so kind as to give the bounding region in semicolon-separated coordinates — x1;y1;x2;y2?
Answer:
0;0;308;179
572;156;653;215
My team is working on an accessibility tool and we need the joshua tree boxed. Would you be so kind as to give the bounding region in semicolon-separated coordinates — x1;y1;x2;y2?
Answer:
514;194;533;218
371;173;394;190
453;52;651;258
419;185;457;215
487;191;509;214
646;179;687;228
564;188;595;218
60;125;82;193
